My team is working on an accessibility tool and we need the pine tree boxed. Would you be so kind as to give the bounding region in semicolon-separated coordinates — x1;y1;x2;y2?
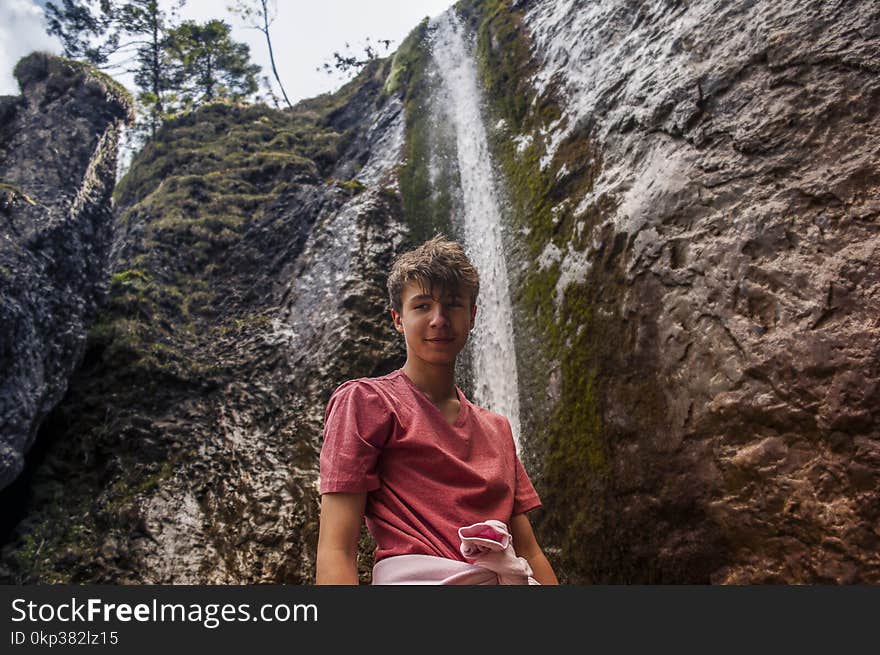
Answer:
45;0;118;65
163;20;260;110
118;0;182;138
42;0;183;140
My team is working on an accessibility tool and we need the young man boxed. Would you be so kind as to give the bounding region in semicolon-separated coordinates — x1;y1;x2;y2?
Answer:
316;235;558;585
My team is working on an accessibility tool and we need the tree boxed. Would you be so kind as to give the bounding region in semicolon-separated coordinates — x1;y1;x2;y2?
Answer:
229;0;291;108
43;0;184;140
42;2;261;146
45;0;118;65
164;20;260;109
118;1;184;138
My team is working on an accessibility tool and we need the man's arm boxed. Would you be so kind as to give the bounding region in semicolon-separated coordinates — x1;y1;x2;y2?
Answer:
510;512;559;585
316;492;367;585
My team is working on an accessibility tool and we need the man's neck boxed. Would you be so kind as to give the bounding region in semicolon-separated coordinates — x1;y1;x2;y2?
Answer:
401;360;457;404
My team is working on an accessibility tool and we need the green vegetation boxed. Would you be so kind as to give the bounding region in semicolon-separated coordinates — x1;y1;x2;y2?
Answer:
105;102;306;387
8;516;79;584
3;441;179;583
164;19;260;108
12;53;134;121
393;19;458;245
103;68;386;391
43;1;259;138
383;19;430;98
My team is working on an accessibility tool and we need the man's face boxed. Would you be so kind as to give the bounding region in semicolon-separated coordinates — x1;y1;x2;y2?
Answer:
391;282;477;366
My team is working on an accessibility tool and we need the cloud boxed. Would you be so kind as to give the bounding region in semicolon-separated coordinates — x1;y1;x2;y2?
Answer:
0;0;62;95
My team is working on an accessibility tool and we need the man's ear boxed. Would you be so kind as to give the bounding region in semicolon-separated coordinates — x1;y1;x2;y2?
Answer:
391;308;404;333
470;304;477;330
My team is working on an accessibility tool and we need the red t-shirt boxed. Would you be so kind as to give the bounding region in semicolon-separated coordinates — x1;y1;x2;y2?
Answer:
319;369;542;563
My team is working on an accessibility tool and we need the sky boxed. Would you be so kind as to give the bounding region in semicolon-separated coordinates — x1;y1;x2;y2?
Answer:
0;0;456;103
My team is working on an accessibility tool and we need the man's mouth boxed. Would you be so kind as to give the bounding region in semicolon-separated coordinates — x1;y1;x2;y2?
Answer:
426;337;455;342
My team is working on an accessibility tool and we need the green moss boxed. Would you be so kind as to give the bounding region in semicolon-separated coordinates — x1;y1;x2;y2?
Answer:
110;269;151;290
115;102;325;207
394;20;458;243
463;0;537;124
333;178;366;193
107;460;175;511
13;52;135;122
11;522;50;580
383;18;430;97
6;490;99;584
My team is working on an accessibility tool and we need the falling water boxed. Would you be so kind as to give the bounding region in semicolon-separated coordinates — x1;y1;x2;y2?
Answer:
429;11;522;451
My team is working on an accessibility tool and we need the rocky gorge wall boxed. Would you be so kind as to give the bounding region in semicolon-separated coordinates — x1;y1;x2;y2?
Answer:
1;0;878;584
0;53;133;492
459;0;880;582
1;58;407;583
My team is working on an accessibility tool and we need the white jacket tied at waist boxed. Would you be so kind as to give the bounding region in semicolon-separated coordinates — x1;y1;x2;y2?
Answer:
372;519;539;585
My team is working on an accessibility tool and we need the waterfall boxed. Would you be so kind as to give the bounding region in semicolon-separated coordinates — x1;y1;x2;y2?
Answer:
429;11;523;452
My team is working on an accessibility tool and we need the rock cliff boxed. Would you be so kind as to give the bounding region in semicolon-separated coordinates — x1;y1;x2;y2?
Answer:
1;58;406;583
0;53;133;491
463;0;880;582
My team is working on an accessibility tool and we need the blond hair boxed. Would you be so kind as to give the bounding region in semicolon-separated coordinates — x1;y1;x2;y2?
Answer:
387;234;480;314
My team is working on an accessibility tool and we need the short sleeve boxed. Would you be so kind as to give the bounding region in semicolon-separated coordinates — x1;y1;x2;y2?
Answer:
319;381;394;494
512;456;542;515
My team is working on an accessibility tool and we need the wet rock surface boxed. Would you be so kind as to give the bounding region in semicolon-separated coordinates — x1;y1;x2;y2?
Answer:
498;0;879;582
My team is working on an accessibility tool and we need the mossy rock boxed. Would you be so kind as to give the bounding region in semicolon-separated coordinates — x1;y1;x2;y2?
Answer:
13;52;134;122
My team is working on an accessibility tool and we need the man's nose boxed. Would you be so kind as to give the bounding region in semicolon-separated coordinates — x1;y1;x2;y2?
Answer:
429;306;450;326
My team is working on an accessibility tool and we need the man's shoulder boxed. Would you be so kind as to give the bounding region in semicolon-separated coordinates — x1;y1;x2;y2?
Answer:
330;370;404;401
465;399;512;430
